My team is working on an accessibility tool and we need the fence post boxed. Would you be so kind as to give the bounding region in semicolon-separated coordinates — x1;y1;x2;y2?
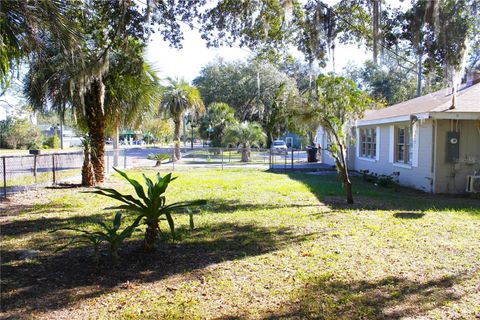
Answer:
123;149;127;169
291;148;294;170
284;149;287;172
2;157;6;199
221;149;224;170
52;154;56;185
172;149;175;171
269;148;272;170
33;155;38;183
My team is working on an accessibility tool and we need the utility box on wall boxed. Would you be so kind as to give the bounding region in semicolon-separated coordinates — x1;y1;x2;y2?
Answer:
446;131;460;163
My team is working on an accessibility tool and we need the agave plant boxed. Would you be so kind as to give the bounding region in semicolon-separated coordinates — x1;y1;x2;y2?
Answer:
147;153;171;167
50;212;141;263
91;168;206;251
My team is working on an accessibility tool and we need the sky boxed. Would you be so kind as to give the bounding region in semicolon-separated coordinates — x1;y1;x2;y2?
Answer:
146;26;371;82
145;0;410;82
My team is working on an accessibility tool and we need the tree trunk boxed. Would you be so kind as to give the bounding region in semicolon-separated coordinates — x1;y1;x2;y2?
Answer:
173;119;181;161
345;179;354;204
241;146;251;162
84;80;106;183
416;52;423;97
110;243;119;265
372;0;379;65
144;221;159;251
81;141;96;187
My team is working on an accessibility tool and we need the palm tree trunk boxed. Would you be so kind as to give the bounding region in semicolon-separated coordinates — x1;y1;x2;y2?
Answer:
84;80;106;183
241;146;251;162
81;141;96;187
173;119;181;161
144;221;159;251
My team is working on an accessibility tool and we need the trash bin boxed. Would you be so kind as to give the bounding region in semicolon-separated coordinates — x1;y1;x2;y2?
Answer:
306;146;318;162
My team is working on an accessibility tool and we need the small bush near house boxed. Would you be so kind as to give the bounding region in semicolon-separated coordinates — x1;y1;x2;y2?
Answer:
360;170;400;189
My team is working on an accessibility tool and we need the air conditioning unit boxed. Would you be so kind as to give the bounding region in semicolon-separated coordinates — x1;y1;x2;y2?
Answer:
466;175;480;193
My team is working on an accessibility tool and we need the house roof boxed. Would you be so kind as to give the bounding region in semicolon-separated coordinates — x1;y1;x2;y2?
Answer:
359;82;480;125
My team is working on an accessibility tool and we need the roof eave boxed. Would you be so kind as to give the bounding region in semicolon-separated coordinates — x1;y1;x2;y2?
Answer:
429;112;480;120
356;113;430;126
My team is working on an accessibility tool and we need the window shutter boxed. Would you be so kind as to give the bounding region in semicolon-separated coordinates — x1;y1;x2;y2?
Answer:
389;125;394;163
412;123;419;167
376;126;380;161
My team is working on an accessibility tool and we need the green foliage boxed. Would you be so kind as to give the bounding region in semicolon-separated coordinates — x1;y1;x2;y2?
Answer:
90;168;206;251
161;78;205;160
50;212;141;263
1;117;43;149
360;170;400;190
143;118;174;144
198;102;237;147
224;122;266;149
294;74;373;203
343;60;419;105
193;60;298;129
148;153;171;167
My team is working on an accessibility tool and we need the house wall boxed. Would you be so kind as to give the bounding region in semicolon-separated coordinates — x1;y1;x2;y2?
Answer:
354;120;434;192
316;127;336;166
434;119;480;193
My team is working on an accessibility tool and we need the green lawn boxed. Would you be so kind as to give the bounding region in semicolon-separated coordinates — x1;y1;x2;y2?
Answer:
1;168;479;319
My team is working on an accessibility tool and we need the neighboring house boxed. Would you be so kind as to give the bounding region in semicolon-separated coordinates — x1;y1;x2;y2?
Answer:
318;75;480;194
280;132;304;149
38;124;82;147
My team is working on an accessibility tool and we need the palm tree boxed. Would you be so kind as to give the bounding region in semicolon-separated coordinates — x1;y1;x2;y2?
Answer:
104;49;161;166
225;122;266;162
199;102;236;147
0;0;79;92
161;79;205;160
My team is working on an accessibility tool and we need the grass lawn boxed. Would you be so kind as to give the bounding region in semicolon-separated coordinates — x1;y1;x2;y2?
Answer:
1;168;479;319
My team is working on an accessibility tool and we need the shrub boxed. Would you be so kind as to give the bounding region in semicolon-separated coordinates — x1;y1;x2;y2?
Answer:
147;153;171;166
360;170;400;189
50;212;141;263
91;168;206;251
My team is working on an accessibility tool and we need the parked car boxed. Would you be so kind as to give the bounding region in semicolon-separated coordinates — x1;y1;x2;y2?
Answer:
271;140;288;154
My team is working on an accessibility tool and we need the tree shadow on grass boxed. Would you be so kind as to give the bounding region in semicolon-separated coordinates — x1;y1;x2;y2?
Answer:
202;198;324;214
281;172;480;215
393;212;425;219
0;213;106;237
1;222;314;319
265;273;468;319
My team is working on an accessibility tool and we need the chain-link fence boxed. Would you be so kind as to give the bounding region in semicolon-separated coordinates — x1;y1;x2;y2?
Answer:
1;146;319;199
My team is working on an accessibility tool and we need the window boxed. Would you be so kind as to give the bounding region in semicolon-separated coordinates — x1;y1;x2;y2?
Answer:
395;126;412;164
359;128;376;158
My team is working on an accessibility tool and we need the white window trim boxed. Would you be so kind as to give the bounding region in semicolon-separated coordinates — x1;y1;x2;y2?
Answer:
393;162;412;169
358;156;377;162
389;125;394;163
411;122;419;167
375;126;380;161
356;127;377;160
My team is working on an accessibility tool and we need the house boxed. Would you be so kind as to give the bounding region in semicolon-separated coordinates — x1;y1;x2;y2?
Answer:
318;75;480;194
280;132;304;149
